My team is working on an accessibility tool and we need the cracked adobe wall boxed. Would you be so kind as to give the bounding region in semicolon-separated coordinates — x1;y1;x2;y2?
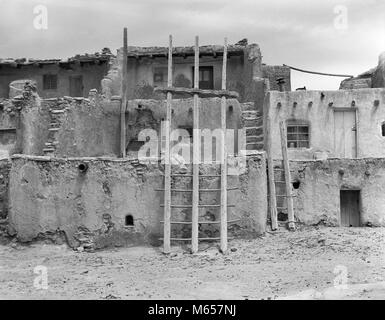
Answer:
281;158;385;226
9;154;267;249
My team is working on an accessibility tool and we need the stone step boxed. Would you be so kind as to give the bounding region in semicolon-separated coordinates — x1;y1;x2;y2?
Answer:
246;134;264;142
246;142;263;150
48;128;60;132
43;148;55;152
244;127;263;136
243;116;262;122
240;102;256;111
242;110;260;117
50;109;65;114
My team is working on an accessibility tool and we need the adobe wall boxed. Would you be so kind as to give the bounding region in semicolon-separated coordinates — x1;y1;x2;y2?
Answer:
18;96;245;158
0;159;11;220
0;99;22;157
105;44;264;104
264;88;385;160
262;65;291;92
8;153;267;249
280;158;385;227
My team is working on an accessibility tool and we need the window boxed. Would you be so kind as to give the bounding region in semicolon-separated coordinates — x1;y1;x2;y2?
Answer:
287;121;310;148
192;66;214;89
43;74;58;90
381;122;385;136
153;67;167;87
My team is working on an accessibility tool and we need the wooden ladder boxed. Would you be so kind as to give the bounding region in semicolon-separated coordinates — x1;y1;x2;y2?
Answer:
266;118;296;231
158;35;237;254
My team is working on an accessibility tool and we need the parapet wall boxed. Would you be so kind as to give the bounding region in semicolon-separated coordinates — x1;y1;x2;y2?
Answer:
9;153;267;249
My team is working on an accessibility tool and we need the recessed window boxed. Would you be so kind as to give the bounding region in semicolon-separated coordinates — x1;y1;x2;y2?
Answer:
153;67;167;87
381;122;385;136
192;66;214;89
43;74;58;90
287;121;310;148
125;215;134;226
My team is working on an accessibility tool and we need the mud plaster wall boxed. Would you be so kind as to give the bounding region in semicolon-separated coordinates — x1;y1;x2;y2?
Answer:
0;62;109;99
0;159;11;220
9;154;267;248
19;96;121;157
105;45;266;104
264;89;385;160
279;158;385;227
262;65;291;91
126;98;242;157
52;97;121;157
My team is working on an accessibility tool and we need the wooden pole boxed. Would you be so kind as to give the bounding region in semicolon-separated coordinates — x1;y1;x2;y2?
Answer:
279;121;295;230
191;36;200;253
163;35;173;253
220;37;228;253
120;28;128;158
266;117;278;231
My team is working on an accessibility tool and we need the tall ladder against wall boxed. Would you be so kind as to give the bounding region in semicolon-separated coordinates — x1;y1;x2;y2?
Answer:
157;36;238;254
266;118;296;231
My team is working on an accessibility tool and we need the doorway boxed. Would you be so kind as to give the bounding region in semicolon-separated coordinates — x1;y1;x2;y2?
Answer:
192;66;214;89
334;110;357;158
69;75;84;97
340;190;360;227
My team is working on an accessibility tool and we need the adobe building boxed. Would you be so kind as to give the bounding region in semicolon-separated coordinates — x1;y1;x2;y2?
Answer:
0;50;112;99
0;36;384;252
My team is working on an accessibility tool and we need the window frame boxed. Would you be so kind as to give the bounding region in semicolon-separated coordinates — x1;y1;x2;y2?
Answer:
43;74;58;90
153;66;168;87
286;120;310;149
191;66;214;89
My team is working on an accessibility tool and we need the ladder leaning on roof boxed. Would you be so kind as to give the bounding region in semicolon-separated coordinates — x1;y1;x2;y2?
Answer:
156;35;239;254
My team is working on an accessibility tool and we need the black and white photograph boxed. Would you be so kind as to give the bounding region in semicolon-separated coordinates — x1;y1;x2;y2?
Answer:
0;0;384;307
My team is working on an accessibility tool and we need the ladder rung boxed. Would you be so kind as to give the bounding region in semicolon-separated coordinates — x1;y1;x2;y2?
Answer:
247;135;264;139
274;195;297;197
199;204;235;207
199;237;235;241
160;204;192;208
164;174;231;178
160;204;236;208
155;187;238;192
170;174;193;177
160;219;241;224
246;142;263;145
159;237;235;241
199;187;239;191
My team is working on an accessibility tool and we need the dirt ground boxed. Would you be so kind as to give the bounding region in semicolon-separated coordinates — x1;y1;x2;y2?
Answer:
0;226;384;300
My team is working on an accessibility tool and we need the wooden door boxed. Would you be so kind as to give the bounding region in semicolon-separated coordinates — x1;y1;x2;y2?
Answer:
69;75;84;97
334;110;357;158
192;66;214;89
340;190;360;227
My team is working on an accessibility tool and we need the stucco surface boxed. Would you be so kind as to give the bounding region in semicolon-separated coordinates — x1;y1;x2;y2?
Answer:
278;158;385;227
264;88;385;160
9;153;267;248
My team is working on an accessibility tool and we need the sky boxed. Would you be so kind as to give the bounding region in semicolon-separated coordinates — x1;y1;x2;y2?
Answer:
0;0;384;90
